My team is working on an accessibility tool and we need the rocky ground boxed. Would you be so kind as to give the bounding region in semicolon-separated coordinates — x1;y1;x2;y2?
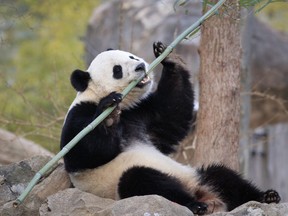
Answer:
0;156;287;216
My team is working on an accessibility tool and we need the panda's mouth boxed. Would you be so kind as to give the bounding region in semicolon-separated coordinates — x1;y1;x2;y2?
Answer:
136;75;151;88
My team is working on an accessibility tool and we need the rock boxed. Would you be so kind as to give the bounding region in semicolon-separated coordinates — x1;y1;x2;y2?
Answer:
211;201;288;216
39;188;288;216
0;156;71;216
1;156;288;215
0;155;51;206
5;191;288;216
104;195;193;216
0;129;54;165
39;188;193;216
39;188;115;216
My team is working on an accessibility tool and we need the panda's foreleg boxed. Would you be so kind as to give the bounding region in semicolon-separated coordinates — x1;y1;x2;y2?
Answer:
61;92;123;172
118;166;208;215
197;164;281;211
144;42;194;154
152;41;193;120
94;92;123;129
95;91;122;120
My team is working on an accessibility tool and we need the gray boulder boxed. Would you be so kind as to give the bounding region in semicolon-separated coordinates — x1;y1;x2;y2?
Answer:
0;156;70;216
0;129;53;165
1;156;287;216
39;188;193;216
40;188;288;216
212;201;288;216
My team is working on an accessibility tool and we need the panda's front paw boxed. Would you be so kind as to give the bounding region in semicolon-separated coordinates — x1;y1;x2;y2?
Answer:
153;41;167;58
153;41;182;67
187;201;208;215
98;92;122;112
262;189;281;204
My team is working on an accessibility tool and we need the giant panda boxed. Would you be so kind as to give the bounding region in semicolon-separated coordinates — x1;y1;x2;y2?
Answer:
60;41;280;215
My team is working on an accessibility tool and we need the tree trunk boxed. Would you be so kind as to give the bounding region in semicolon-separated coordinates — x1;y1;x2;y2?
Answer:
192;0;241;171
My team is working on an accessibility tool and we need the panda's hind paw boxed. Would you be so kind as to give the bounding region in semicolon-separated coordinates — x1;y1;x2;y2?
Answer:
153;41;167;58
262;189;281;204
187;201;208;215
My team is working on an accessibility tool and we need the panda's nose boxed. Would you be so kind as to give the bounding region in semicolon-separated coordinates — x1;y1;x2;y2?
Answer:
135;63;146;72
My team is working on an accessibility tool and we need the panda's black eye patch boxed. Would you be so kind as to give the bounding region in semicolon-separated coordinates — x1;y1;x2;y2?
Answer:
113;65;123;79
129;56;139;61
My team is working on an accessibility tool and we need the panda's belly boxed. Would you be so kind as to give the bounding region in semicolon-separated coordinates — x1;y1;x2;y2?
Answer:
69;142;199;200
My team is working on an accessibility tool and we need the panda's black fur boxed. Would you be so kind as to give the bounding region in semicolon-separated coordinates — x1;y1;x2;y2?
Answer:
61;42;280;215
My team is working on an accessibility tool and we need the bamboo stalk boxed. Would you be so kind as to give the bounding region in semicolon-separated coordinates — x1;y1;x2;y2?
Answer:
14;0;226;206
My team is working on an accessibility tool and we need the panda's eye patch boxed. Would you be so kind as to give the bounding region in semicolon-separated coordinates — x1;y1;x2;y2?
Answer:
113;65;123;79
129;56;139;61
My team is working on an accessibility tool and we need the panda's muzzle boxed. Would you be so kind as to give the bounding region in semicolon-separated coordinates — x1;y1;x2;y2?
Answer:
135;63;151;88
135;63;146;72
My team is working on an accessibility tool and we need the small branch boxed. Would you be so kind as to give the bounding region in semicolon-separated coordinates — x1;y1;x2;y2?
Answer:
245;91;288;115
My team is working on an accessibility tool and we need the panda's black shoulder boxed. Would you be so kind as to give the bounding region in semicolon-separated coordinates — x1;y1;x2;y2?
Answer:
67;102;98;119
61;102;98;149
62;102;100;137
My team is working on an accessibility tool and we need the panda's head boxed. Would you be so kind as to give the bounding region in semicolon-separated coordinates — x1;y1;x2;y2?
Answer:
70;49;154;109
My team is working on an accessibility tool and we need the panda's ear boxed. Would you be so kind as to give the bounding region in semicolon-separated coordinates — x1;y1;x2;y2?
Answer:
70;69;91;92
106;48;114;51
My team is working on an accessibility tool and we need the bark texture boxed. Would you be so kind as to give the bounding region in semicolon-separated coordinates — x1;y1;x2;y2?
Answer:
193;1;241;170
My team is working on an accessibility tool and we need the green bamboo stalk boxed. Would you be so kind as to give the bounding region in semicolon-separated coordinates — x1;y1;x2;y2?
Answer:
14;0;226;207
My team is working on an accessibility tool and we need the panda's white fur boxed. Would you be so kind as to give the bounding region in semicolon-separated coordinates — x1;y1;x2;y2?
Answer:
70;141;197;199
69;50;153;112
69;140;226;213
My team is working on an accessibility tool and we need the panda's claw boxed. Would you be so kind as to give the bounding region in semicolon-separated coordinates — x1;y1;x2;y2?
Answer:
112;93;122;104
153;41;167;58
98;92;122;112
262;190;281;204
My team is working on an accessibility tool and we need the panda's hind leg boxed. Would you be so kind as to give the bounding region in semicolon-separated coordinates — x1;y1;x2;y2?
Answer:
197;164;281;211
118;166;208;215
